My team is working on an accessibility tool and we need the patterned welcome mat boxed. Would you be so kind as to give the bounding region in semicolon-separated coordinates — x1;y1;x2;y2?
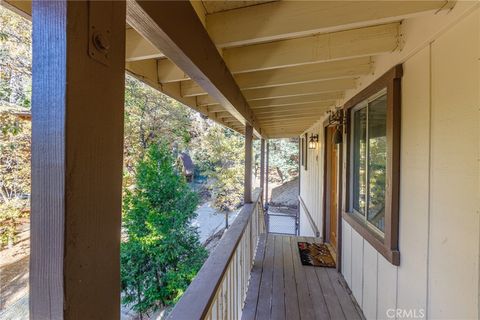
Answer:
297;242;336;268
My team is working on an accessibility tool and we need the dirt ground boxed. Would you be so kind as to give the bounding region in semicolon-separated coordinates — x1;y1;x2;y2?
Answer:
0;222;29;319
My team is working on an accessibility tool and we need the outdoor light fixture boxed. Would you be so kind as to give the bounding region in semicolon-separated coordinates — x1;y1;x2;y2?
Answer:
308;134;319;149
328;107;345;145
333;126;343;144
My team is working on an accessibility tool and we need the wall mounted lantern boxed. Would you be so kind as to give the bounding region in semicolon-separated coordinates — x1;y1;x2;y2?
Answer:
328;107;345;144
308;134;319;149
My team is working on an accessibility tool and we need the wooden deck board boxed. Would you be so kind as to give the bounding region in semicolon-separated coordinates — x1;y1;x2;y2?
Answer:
241;234;266;320
298;237;331;320
290;237;316;320
270;236;286;320
242;234;364;320
282;236;300;320
255;234;275;319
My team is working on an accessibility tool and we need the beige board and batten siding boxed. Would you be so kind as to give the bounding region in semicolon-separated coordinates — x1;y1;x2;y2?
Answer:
300;4;480;319
344;9;480;320
299;120;325;238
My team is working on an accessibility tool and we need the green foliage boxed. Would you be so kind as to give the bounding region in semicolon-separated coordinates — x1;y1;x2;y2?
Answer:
0;7;31;108
123;75;195;187
266;138;299;183
0;7;32;247
0;110;30;247
191;124;245;211
121;144;207;316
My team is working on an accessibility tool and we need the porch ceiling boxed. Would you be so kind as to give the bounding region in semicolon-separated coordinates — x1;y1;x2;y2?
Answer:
3;0;453;138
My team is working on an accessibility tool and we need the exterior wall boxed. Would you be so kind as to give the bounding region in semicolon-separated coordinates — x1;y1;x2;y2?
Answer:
299;119;327;237
299;5;480;319
298;204;315;237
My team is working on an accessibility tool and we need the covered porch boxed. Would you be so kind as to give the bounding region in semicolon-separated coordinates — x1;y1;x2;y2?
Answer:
3;0;479;319
168;191;363;320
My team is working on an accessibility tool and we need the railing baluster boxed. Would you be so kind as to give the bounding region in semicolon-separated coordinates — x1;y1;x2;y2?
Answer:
168;189;265;320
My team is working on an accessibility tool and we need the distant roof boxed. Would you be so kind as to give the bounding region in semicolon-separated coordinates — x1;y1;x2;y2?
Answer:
178;152;194;175
0;102;31;120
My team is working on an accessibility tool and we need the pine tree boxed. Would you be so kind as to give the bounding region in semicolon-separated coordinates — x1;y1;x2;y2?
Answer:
121;143;207;317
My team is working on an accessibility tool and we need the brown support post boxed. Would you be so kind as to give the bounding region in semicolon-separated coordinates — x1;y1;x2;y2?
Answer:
244;124;253;203
259;139;266;202
265;140;270;206
30;1;126;319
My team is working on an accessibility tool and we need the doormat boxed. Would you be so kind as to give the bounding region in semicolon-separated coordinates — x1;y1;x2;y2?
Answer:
297;242;336;268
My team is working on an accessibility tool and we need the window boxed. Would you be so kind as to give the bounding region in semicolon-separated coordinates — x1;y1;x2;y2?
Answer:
343;65;402;266
351;91;387;235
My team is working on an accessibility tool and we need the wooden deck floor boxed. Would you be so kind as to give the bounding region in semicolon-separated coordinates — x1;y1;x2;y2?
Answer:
242;234;364;320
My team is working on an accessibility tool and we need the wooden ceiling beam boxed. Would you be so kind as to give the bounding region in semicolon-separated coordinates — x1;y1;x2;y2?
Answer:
250;93;343;109
223;23;399;73
258;112;321;124
260;116;319;123
157;58;189;83
196;95;219;107
267;132;303;139
158;55;371;91
244;78;357;101
127;0;262;137
234;57;372;90
207;1;450;47
173;58;368;95
206;105;226;112
180;80;208;97
254;103;334;115
264;128;308;133
126;28;165;61
181;76;357;101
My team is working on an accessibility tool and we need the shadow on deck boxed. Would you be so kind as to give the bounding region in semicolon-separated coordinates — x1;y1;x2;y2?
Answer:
242;234;364;320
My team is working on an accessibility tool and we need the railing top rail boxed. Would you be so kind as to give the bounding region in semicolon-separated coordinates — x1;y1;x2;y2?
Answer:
168;188;262;320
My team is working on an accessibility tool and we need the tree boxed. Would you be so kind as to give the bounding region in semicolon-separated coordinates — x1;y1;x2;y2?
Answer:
0;108;30;246
121;143;207;317
191;124;245;212
268;138;299;183
0;6;31;108
123;75;195;187
0;6;32;247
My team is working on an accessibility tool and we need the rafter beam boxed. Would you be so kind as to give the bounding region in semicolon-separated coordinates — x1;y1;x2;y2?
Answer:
223;23;399;73
180;80;208;97
206;105;226;112
196;95;219;107
267;133;303;138
207;1;451;47
244;78;357;101
260;116;319;123
126;28;165;61
127;0;262;137
257;112;323;121
235;57;372;90
254;103;334;115
250;93;343;109
157;58;189;83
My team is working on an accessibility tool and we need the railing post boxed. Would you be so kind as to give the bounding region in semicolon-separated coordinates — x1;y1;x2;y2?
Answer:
244;124;253;203
260;139;266;203
265;140;270;206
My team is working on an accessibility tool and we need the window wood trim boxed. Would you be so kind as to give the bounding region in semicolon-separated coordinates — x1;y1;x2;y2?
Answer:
343;64;402;266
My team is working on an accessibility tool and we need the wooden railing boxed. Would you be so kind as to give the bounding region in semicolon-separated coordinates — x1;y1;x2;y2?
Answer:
168;189;265;320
